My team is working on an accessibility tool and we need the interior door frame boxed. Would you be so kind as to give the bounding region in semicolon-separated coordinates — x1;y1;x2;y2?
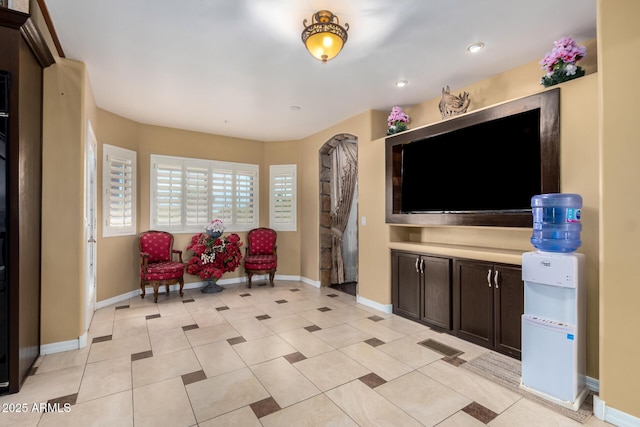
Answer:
84;119;97;334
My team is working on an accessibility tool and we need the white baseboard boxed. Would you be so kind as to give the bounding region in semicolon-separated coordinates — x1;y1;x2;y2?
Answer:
586;375;599;392
41;338;81;354
300;276;321;288
356;295;393;314
593;395;640;427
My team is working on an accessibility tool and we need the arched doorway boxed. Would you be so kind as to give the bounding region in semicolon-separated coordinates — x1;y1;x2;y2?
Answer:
319;134;358;295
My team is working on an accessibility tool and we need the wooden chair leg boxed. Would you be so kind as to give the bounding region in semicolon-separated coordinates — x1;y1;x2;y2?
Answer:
153;283;160;303
269;270;275;287
140;281;146;299
247;272;253;288
179;278;184;297
165;281;170;295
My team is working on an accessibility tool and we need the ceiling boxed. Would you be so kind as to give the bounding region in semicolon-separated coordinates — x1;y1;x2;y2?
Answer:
44;0;597;142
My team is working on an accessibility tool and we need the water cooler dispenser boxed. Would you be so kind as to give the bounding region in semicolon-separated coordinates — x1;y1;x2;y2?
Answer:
520;194;588;410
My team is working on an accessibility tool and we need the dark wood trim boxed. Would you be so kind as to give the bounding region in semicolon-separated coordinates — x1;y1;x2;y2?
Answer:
21;18;55;68
385;89;561;228
36;0;64;58
0;8;55;68
0;7;28;29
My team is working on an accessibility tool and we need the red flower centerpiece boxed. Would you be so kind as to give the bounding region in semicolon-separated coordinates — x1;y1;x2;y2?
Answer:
186;221;243;293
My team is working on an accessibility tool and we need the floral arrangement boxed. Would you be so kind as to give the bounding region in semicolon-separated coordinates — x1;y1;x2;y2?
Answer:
205;218;225;235
387;106;410;135
540;37;586;87
186;232;243;280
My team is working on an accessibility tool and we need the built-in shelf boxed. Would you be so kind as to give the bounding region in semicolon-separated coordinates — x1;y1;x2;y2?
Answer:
388;241;525;265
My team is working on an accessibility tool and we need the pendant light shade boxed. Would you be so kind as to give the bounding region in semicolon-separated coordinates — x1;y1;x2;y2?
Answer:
301;10;349;63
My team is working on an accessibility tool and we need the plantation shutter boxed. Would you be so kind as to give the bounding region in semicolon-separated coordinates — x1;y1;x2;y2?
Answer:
211;168;233;224
270;165;296;231
154;160;183;227
185;162;209;227
235;169;257;226
103;144;136;237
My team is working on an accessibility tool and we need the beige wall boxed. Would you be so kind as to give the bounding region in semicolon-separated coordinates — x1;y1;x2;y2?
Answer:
298;112;377;285
32;1;640;419
41;59;89;344
598;0;640;417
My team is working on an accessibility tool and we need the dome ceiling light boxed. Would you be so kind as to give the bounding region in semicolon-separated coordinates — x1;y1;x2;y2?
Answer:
301;10;349;63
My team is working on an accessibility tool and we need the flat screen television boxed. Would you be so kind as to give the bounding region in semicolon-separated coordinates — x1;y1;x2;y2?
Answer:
385;89;560;227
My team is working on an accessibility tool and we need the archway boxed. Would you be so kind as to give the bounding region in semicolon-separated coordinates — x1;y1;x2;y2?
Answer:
318;134;358;295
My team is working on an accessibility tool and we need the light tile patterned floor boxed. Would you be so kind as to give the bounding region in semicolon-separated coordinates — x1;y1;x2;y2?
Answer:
0;280;613;426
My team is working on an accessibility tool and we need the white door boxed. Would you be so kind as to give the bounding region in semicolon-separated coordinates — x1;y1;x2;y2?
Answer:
84;120;97;333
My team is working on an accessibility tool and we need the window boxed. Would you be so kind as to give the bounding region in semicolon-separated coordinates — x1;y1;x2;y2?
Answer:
103;144;136;237
151;155;258;232
270;164;296;231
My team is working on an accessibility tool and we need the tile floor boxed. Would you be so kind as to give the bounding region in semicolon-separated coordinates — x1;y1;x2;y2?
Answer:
0;281;613;426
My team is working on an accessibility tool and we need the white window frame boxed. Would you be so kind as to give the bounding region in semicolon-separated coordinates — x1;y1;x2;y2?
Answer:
269;164;297;231
102;144;137;237
150;154;259;233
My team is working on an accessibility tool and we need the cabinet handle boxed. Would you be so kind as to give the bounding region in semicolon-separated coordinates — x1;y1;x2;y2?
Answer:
415;258;419;273
487;269;492;287
420;258;425;274
494;270;500;289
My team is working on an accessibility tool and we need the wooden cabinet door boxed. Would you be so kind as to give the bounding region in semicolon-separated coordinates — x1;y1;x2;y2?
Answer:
454;260;493;348
422;256;451;329
493;264;524;359
391;251;421;319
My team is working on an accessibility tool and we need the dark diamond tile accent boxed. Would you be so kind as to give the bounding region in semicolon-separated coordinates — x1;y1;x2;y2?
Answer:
240;293;251;297
284;352;307;364
289;288;301;292
145;314;161;320
182;324;199;331
250;397;281;418
227;336;247;345
417;339;464;358
182;370;207;386
326;294;339;298
359;373;387;389
444;356;466;367
317;307;331;312
92;335;112;344
256;314;271;321
304;325;322;332
462;401;498;424
364;337;385;347
46;393;78;410
131;350;153;362
275;299;288;304
216;306;230;311
368;315;385;322
182;298;195;303
115;305;129;310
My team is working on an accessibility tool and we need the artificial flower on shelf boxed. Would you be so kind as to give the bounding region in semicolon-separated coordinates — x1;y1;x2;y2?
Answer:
186;222;242;293
386;105;410;135
540;37;587;87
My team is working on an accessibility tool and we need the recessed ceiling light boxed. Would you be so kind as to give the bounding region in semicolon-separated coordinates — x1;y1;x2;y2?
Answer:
466;42;485;53
395;80;408;88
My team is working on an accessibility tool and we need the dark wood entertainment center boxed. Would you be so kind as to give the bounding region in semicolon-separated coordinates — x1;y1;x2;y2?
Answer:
386;90;561;359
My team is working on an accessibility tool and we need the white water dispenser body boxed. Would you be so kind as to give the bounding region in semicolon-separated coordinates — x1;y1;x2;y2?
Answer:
520;251;587;410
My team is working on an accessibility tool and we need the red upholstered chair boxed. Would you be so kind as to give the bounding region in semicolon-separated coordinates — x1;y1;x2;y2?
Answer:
139;230;185;303
244;228;277;288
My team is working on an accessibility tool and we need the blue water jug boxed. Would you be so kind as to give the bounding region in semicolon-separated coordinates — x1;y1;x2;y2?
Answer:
530;193;582;252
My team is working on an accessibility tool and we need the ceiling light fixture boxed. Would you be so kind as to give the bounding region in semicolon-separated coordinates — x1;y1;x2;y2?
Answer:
301;10;349;63
395;80;408;88
466;42;485;53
